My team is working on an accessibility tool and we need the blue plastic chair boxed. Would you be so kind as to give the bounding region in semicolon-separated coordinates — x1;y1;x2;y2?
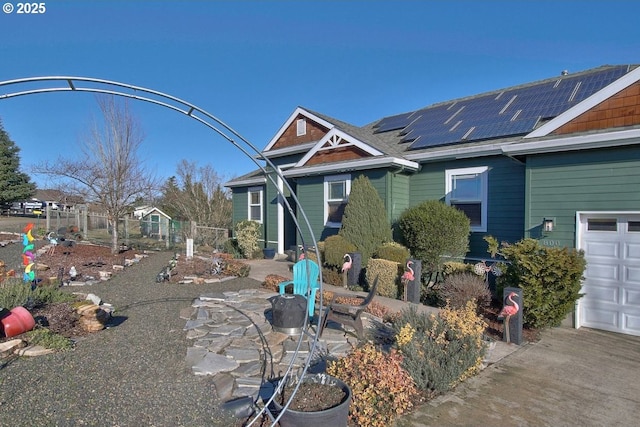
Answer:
278;259;321;318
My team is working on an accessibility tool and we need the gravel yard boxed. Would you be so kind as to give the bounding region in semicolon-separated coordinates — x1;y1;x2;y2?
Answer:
0;243;263;427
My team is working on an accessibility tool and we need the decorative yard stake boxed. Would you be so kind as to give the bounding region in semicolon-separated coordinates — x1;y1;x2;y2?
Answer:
344;252;361;288
401;259;421;303
22;223;36;286
498;287;523;345
341;254;352;288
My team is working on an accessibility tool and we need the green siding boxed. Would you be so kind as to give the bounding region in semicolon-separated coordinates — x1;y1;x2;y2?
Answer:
409;156;525;258
390;172;410;222
231;187;248;231
295;175;327;246
230;186;266;243
526;146;640;249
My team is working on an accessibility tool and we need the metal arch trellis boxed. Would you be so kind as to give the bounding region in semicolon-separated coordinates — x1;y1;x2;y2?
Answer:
0;76;323;425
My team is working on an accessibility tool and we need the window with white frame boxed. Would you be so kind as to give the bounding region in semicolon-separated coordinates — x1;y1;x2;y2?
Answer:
324;174;351;228
296;118;307;136
445;166;488;232
248;187;263;223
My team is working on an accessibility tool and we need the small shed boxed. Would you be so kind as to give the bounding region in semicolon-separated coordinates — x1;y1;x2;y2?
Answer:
140;207;171;240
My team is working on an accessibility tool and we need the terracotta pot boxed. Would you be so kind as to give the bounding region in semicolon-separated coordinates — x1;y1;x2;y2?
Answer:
1;306;36;338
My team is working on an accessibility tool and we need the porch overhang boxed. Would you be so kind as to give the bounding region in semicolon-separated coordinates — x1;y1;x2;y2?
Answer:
282;156;419;178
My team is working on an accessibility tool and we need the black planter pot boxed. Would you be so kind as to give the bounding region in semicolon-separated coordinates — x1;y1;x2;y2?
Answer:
271;294;307;335
271;374;351;427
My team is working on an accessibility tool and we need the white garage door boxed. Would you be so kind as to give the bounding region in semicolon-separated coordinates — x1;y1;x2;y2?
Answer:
578;213;640;336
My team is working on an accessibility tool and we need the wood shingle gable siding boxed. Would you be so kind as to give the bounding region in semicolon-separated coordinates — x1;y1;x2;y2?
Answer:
306;145;371;165
270;114;329;149
553;81;640;135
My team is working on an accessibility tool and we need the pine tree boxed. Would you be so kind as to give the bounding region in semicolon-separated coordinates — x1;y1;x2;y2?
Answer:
0;119;36;206
339;174;392;266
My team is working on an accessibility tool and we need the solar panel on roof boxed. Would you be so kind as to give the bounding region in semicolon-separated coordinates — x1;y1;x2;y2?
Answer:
374;112;414;133
402;66;630;151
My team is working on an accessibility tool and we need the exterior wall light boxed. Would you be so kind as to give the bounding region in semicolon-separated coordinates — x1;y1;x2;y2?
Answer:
543;218;555;232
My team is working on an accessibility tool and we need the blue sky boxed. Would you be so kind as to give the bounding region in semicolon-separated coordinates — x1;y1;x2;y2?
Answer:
1;0;639;189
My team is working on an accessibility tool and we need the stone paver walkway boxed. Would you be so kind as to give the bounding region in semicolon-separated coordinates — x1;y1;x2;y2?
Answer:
180;288;359;402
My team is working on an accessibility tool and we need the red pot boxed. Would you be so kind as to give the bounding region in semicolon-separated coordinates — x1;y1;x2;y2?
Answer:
1;306;36;338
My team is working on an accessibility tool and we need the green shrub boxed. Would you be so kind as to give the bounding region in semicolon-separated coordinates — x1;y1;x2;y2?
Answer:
441;261;474;276
234;220;261;259
373;241;410;264
327;342;418;427
322;235;357;269
0;278;76;309
394;302;486;394
495;238;586;329
222;238;243;258
365;258;400;298
398;200;470;272
438;272;491;310
25;327;73;351
339;175;392;266
321;267;343;287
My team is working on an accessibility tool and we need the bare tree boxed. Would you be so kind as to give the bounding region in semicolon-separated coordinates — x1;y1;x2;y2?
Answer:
161;159;232;230
33;95;158;254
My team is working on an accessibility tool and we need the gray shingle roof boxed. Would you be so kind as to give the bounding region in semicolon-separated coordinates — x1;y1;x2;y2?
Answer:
308;65;637;156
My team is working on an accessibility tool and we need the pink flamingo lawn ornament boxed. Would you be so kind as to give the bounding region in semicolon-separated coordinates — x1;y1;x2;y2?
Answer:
498;291;520;344
341;253;352;288
400;261;415;302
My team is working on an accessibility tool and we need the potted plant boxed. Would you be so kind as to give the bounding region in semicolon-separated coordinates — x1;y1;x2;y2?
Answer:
270;373;351;427
263;247;276;259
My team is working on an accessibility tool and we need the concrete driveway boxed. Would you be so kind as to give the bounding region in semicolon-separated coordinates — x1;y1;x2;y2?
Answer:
395;327;640;427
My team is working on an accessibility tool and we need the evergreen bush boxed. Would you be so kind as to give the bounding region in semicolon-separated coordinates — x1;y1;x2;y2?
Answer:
221;238;243;259
339;175;392;266
398;200;470;273
0;120;36;206
441;261;474;276
234;220;261;259
322;234;357;269
394;302;487;394
373;241;410;264
494;237;587;329
320;267;343;287
365;258;400;298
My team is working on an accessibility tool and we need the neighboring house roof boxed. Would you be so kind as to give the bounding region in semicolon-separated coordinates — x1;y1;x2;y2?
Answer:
34;189;83;205
226;64;640;187
142;207;172;220
35;189;64;202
